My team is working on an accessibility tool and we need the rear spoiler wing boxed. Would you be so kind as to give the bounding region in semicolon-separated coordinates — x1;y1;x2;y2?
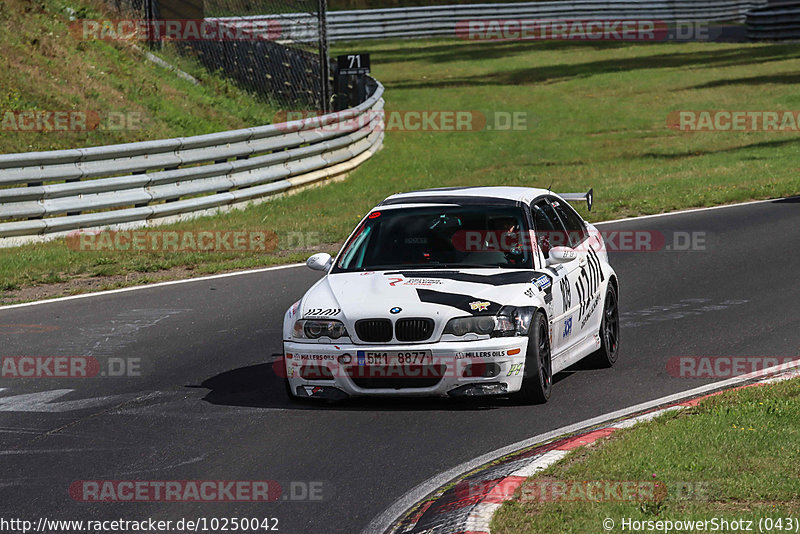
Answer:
558;188;593;212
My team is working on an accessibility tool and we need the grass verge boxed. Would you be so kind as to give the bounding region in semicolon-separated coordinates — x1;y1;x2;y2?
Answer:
0;0;278;154
491;377;800;533
2;37;800;303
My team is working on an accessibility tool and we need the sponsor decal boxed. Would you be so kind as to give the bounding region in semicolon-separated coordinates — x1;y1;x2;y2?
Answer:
580;294;602;329
389;270;535;286
455;350;507;359
417;289;503;316
294;354;337;361
507;363;523;376
387;276;443;287
560;277;572;311
576;247;605;321
469;301;491;312
535;275;551;289
563;316;573;338
304;308;340;317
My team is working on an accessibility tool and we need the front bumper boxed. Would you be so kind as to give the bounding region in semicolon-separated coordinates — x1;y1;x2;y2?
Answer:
282;337;529;399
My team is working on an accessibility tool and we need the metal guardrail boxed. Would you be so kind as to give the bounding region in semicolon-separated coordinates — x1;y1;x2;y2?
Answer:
746;2;800;40
0;79;384;246
215;0;767;42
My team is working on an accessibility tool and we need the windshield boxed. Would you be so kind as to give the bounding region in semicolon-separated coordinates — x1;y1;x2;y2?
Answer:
333;205;534;272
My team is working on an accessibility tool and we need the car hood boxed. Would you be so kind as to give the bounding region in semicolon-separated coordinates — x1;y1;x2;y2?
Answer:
299;269;552;338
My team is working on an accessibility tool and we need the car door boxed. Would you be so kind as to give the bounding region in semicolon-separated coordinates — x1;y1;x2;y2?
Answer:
531;198;582;355
549;196;604;344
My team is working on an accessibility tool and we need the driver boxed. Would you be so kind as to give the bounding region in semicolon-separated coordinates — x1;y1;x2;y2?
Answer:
487;216;523;263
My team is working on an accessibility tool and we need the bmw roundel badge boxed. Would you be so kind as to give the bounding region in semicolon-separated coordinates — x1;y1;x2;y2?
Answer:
390;307;402;314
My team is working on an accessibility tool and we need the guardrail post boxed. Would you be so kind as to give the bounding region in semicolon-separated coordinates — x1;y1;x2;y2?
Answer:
317;0;331;113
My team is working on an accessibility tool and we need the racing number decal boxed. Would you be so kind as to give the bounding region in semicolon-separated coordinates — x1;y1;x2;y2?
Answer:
559;278;572;311
575;248;605;320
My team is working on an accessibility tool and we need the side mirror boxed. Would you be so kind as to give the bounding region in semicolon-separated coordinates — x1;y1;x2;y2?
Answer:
307;252;332;272
548;246;578;264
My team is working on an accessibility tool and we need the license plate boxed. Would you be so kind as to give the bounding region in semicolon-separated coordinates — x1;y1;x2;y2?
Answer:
357;350;433;366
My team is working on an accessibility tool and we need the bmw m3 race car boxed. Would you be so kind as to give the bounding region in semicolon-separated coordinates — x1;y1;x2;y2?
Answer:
282;186;619;403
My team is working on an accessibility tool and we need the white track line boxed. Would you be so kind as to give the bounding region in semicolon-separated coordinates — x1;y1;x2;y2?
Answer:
364;359;800;534
593;196;781;226
0;263;304;311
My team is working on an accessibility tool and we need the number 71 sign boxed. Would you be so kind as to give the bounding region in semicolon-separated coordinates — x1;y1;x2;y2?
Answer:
337;54;371;76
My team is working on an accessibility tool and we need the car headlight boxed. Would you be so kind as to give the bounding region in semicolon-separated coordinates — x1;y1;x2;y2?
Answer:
443;316;497;336
492;306;535;337
293;319;348;340
444;306;535;338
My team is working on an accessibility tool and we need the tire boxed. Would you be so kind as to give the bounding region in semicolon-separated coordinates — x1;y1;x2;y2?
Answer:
514;311;552;404
592;283;620;368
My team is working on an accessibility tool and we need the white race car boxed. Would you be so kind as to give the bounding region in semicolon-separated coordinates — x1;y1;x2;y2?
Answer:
282;186;619;403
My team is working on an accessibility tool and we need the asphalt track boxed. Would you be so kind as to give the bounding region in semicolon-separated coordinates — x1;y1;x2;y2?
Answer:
0;197;798;533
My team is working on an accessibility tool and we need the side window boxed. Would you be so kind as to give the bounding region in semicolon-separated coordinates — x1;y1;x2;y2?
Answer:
531;200;568;259
550;198;587;248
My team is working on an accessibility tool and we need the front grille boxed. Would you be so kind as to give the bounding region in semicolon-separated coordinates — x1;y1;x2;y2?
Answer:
347;365;446;389
355;319;393;342
395;318;435;342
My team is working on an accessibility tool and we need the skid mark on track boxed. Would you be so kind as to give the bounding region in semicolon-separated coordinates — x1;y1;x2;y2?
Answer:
58;308;189;357
0;389;134;413
622;298;748;328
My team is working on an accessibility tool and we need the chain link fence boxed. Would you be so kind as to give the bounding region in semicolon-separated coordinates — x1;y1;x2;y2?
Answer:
104;0;331;110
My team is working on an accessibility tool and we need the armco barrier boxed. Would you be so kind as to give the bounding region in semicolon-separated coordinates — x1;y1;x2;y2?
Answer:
746;2;800;40
213;0;767;42
0;79;384;247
